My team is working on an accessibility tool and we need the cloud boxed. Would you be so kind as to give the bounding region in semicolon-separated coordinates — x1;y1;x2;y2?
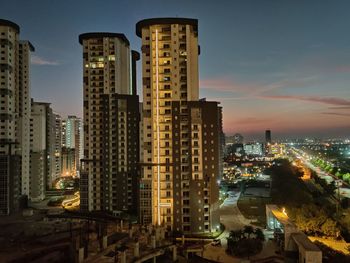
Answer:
200;75;319;98
31;55;59;66
200;78;255;93
328;106;350;110
334;66;350;73
321;112;350;117
200;77;284;96
233;117;271;125
261;95;350;106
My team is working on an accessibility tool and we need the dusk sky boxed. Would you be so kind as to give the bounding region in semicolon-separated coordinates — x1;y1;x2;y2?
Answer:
1;0;349;140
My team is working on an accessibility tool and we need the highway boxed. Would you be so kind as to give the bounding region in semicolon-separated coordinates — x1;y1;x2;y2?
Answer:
291;148;350;199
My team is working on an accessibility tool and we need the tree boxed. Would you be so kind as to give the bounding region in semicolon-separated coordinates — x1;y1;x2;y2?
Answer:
321;218;339;238
234;238;262;259
226;226;264;258
254;228;265;241
243;225;254;238
229;230;242;242
325;181;336;196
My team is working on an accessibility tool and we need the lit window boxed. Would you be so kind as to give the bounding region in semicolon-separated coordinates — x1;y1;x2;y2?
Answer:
108;55;115;61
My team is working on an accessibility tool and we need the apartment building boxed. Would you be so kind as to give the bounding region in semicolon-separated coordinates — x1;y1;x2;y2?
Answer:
0;19;34;214
136;18;221;234
64;115;83;175
79;33;140;214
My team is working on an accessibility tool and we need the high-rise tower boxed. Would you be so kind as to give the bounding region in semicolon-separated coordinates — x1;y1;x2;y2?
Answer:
265;129;272;144
79;33;140;214
64;115;83;176
0;19;34;214
137;18;221;234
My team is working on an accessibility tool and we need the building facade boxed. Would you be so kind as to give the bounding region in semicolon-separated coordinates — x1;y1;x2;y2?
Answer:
136;18;221;234
29;100;57;200
53;113;62;181
61;147;76;177
265;129;272;144
0;19;34;214
29;102;48;201
244;142;264;156
79;33;140;214
64;115;83;175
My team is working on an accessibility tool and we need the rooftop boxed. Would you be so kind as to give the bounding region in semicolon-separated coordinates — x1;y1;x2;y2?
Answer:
78;32;129;45
291;232;321;252
136;17;198;37
0;19;20;33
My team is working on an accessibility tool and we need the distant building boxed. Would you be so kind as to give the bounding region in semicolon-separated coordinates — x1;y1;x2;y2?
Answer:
225;133;244;145
64;115;83;175
79;32;140;214
265;129;272;144
267;143;286;158
244;142;263;156
53;114;62;182
61;119;66;147
30;101;50;200
61;147;76;177
0;19;34;214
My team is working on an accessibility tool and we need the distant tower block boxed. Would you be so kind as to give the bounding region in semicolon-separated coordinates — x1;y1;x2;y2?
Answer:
265;129;272;144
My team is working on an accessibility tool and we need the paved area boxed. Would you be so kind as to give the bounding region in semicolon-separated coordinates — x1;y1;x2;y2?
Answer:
203;190;280;262
203;190;250;262
244;187;270;198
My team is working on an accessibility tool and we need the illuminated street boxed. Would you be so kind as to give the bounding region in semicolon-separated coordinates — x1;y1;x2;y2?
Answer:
291;148;350;199
62;191;80;210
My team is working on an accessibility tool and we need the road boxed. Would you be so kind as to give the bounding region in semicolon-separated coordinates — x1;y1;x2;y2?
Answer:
62;191;80;209
292;148;350;199
202;191;250;262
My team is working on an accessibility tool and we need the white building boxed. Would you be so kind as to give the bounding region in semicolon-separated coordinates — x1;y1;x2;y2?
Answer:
0;19;34;214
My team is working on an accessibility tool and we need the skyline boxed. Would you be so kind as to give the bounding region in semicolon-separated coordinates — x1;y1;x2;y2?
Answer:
1;0;349;139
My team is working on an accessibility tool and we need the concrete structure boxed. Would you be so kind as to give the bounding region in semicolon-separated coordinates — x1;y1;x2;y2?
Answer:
266;205;322;263
79;33;140;214
290;233;323;263
0;19;34;214
137;18;221;234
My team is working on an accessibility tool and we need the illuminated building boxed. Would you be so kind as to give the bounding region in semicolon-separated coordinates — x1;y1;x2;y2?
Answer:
0;19;34;214
268;143;286;158
61;147;76;177
244;142;263;156
63;115;83;175
53;114;62;183
61;119;66;147
79;33;140;214
137;18;221;234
